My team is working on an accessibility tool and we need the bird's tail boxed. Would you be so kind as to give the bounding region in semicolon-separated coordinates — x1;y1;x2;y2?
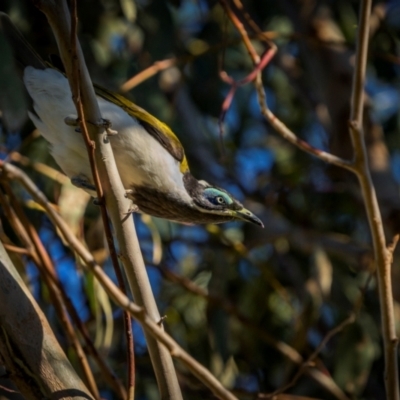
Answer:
0;12;46;70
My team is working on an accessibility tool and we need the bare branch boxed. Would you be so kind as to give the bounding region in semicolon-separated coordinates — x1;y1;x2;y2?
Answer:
218;0;399;398
31;0;182;397
0;184;100;398
256;79;356;171
0;161;238;400
70;0;135;394
0;177;126;398
0;238;93;399
348;2;399;398
121;58;177;92
219;0;354;171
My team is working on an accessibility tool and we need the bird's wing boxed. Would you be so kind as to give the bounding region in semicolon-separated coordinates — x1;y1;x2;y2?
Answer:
94;84;189;174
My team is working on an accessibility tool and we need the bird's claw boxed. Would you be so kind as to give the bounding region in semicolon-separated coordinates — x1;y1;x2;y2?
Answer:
123;191;138;215
92;118;118;136
125;189;134;198
64;116;117;136
64;115;79;126
125;203;139;216
64;115;81;132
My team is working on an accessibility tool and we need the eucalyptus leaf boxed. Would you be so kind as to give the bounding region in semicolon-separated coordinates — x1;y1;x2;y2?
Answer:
0;30;27;131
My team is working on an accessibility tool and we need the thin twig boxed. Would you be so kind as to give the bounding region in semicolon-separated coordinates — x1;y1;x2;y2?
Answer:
153;263;301;361
259;315;356;399
387;235;399;263
255;77;356;171
151;261;348;400
218;0;274;154
0;161;238;400
70;1;135;396
220;0;260;62
1;184;126;397
221;0;398;398
118;25;398;94
219;0;354;171
348;1;399;398
121;58;177;92
217;1;398;398
0;183;100;399
2;243;30;255
9;151;69;185
0;385;18;394
33;1;183;396
261;264;376;399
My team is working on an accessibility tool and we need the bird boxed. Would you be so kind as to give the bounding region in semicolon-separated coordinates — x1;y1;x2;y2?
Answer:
1;13;263;227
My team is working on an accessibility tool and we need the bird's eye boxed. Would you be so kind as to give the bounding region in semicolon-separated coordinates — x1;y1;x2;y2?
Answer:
203;188;233;206
216;196;225;204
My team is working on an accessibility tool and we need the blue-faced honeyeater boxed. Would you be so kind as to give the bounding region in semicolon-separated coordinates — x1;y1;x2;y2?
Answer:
1;13;263;227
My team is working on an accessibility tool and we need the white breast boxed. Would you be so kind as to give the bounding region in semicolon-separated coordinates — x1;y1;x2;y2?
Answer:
23;67;189;199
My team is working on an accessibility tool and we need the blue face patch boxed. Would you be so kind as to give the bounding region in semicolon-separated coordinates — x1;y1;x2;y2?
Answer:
203;188;233;206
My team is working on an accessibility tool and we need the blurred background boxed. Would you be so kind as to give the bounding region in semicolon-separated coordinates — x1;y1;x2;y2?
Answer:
0;0;399;399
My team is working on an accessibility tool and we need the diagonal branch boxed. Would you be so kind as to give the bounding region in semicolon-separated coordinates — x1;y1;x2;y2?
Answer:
219;0;354;171
255;78;355;171
0;232;93;399
0;184;100;399
0;160;238;400
220;0;398;398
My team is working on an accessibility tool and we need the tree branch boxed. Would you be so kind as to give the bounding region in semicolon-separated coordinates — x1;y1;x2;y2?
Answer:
0;160;238;400
31;0;182;398
348;1;399;398
219;0;399;398
0;239;93;399
0;184;100;399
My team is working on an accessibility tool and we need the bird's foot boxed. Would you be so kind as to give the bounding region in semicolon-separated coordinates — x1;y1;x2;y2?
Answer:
124;189;134;198
64;115;79;126
91;118;118;136
123;191;139;215
125;202;139;216
64;116;117;136
64;115;81;132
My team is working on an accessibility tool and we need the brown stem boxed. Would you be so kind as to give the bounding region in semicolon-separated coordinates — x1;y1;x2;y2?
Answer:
0;237;94;399
0;160;238;400
31;0;182;398
0;184;100;399
69;0;135;395
152;262;349;400
219;0;354;171
0;180;127;398
348;2;399;399
218;0;398;398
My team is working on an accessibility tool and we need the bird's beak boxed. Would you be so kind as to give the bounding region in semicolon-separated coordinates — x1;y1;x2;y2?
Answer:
234;208;264;228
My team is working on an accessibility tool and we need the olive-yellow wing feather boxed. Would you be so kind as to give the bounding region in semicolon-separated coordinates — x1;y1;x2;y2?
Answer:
94;84;189;174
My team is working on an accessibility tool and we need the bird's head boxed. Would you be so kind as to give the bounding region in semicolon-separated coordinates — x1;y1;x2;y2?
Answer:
188;179;264;227
129;174;264;227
